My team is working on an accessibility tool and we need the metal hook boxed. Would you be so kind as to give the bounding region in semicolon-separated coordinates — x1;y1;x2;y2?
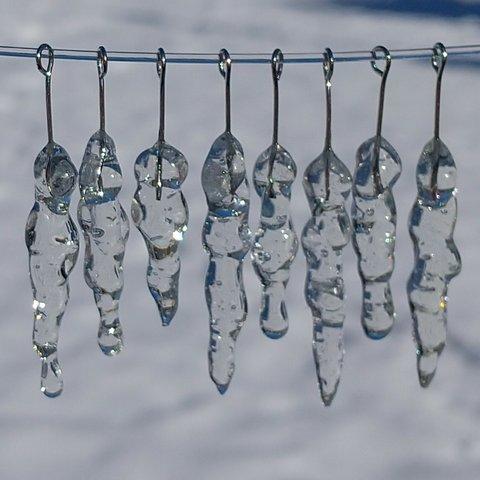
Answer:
157;48;166;144
218;48;232;132
321;48;335;203
155;48;167;201
97;46;108;79
266;48;284;199
371;46;391;194
371;46;391;140
371;45;391;78
430;42;448;196
271;48;283;145
36;43;54;77
271;48;284;82
36;44;54;143
323;48;334;150
97;46;108;131
432;42;447;139
323;47;334;85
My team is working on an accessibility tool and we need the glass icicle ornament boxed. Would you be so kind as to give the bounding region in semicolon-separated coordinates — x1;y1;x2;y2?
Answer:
251;49;298;339
78;47;130;356
352;46;402;339
301;49;352;405
25;44;79;397
201;49;251;394
408;43;461;387
131;49;188;325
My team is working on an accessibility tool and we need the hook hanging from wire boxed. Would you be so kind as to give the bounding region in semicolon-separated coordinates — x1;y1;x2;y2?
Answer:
218;48;232;133
36;43;54;143
371;45;392;194
97;46;108;132
323;47;334;151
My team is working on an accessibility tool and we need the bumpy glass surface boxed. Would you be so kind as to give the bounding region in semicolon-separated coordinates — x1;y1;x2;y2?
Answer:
25;142;79;397
131;141;188;325
251;143;298;338
408;137;461;387
202;131;251;394
302;148;352;406
352;136;402;339
78;130;130;356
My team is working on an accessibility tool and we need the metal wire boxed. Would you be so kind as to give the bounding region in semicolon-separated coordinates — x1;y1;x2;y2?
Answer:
1;44;480;64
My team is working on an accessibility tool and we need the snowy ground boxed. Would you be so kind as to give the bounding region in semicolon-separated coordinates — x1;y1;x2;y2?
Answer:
1;1;480;479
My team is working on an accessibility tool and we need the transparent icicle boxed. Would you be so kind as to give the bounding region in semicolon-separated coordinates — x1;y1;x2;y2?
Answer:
302;49;352;405
202;131;251;394
78;129;130;355
352;138;401;338
408;137;461;386
132;142;188;325
352;47;401;339
202;49;251;394
26;142;79;397
251;49;298;339
26;44;80;397
408;43;461;387
252;144;298;338
25;43;79;397
302;149;352;405
131;49;188;325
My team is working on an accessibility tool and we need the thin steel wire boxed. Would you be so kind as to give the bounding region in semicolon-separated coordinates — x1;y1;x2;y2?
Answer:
1;44;480;64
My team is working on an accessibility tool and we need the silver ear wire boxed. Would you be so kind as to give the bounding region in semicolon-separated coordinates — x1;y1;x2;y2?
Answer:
271;48;283;145
97;46;108;131
218;49;232;132
157;48;167;144
323;48;334;151
432;42;447;140
36;43;54;143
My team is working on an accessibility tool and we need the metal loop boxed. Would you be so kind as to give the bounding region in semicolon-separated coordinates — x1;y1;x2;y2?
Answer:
156;47;166;78
271;48;284;81
431;42;447;73
97;46;108;79
371;45;391;78
323;48;334;83
218;48;231;78
36;43;54;77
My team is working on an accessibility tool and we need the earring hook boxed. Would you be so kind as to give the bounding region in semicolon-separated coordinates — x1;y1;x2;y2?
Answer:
155;48;167;201
323;47;334;86
157;47;166;144
432;42;447;140
218;48;232;133
323;48;334;151
266;48;284;199
271;48;283;145
371;45;391;79
430;42;448;196
36;43;54;77
370;46;391;194
36;43;54;143
97;46;108;131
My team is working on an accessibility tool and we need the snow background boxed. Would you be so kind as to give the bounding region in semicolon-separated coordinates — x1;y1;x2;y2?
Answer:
1;0;480;478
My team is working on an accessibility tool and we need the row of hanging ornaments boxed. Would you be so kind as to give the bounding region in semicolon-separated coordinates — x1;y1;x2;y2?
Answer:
27;42;460;404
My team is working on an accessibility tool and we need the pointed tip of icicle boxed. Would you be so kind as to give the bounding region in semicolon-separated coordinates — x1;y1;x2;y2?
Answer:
215;382;230;395
156;302;177;327
417;352;438;388
321;392;336;407
160;311;175;327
